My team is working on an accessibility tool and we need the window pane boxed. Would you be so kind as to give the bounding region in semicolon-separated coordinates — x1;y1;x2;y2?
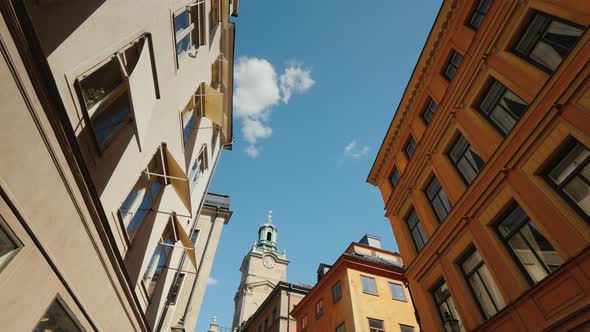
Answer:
515;14;550;56
548;143;589;185
500;90;527;120
563;176;590;215
34;299;84;332
176;34;191;56
479;81;505;114
457;159;478;184
508;233;549;283
168;273;185;304
427;178;441;200
174;10;190;33
391;168;401;187
92;92;132;147
0;216;17;267
450;136;469;163
336;324;346;332
390;283;407;301
362;276;377;294
460;250;482;274
400;325;415;332
497;205;528;237
412;226;427;251
478;265;506;310
369;319;384;328
469;272;498;318
489;106;516;135
79;58;123;110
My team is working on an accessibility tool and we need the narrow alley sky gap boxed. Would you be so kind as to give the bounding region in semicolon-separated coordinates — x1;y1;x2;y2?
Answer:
197;1;442;330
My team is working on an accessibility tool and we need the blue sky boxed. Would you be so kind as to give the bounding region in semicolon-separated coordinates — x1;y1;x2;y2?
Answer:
196;1;441;330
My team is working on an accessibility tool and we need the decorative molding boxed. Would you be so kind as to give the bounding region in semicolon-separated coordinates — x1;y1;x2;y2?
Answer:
370;0;459;183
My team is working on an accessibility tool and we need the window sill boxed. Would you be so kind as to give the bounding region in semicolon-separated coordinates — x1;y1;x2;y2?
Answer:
362;291;379;297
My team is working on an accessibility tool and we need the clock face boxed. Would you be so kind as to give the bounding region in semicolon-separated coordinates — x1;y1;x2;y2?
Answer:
263;255;276;269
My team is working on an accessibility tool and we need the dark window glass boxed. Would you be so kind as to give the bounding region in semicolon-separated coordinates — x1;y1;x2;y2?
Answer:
448;134;485;185
264;318;268;331
496;204;563;284
426;177;453;222
460;249;505;319
405;136;417;159
190;229;199;244
369;318;385;332
34;298;84;332
316;299;324;319
390;282;407;301
467;0;492;30
174;4;204;63
119;149;165;241
0;215;18;268
422;98;438;124
336;323;346;332
144;220;176;297
513;11;584;73
400;325;415;332
443;51;464;81
432;280;464;332
361;276;378;295
272;307;277;321
332;281;342;303
301;315;308;332
546;140;590;219
477;80;528;136
406;210;428;252
390;167;401;188
168;273;185;304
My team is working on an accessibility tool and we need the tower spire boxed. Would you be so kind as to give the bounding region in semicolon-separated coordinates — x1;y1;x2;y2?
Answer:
267;210;272;224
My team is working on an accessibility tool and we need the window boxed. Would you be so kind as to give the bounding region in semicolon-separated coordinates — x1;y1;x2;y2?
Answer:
390;167;401;188
210;0;222;34
405;136;417;159
399;325;415;332
34;297;84;332
426;177;453;222
332;281;342;303
459;249;505;319
422;98;438;124
389;283;407;301
448;134;485;185
466;0;492;30
272;307;277;321
119;148;165;241
182;96;203;141
189;145;208;192
442;51;463;81
0;214;19;269
173;2;205;65
495;204;563;284
315;299;324;319
143;219;177;297
477;79;528;136
432;280;464;332
361;276;378;295
168;273;185;304
76;35;156;152
267;232;272;241
301;314;308;332
190;229;200;244
406;209;428;252
513;11;584;73
264;318;268;331
368;318;385;332
545;139;590;219
336;323;346;332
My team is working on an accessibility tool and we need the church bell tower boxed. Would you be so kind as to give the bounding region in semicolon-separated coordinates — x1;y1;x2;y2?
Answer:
232;211;288;331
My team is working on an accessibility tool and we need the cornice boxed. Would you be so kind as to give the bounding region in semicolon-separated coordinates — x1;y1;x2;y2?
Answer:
368;0;459;185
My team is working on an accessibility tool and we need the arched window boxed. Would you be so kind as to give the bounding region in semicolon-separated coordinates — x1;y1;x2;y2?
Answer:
266;232;272;241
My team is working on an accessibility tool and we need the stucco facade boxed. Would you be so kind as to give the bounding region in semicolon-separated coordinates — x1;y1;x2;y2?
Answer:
368;0;590;331
0;0;239;330
291;239;418;332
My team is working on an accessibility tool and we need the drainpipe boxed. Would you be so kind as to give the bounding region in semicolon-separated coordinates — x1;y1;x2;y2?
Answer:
405;281;422;331
155;141;229;332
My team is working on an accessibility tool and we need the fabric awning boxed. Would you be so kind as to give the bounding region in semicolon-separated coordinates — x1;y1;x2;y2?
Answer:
196;83;224;128
172;214;197;270
163;145;192;213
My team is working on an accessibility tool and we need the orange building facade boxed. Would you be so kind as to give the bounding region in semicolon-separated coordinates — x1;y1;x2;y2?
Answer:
291;239;418;332
368;0;590;331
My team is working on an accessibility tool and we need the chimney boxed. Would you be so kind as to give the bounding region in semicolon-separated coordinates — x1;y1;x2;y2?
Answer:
359;234;382;249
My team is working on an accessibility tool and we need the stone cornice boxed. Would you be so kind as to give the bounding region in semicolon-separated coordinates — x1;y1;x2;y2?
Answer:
367;0;459;185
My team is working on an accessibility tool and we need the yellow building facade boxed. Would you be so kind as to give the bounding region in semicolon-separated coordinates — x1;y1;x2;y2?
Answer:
291;238;418;332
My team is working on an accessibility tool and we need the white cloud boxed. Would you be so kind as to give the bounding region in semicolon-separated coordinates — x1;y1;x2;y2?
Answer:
207;277;218;286
233;57;315;158
234;57;280;118
279;64;315;103
343;140;370;159
245;145;260;158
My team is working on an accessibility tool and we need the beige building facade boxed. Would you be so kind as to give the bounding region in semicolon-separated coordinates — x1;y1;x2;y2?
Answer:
0;0;239;330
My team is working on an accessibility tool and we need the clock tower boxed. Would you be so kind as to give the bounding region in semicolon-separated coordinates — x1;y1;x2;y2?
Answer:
232;211;288;331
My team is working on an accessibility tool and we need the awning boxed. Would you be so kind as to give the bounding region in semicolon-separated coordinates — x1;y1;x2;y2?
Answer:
163;145;192;213
211;54;228;90
172;214;197;270
195;83;224;129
